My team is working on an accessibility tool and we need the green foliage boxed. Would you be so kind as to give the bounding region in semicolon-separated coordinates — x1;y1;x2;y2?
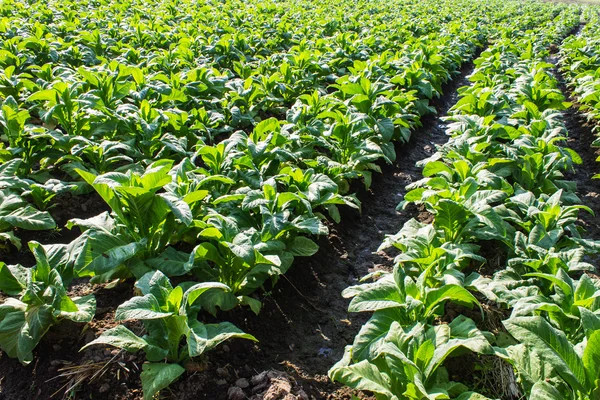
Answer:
330;316;494;400
0;242;96;365
331;4;598;399
82;270;256;400
0;0;593;399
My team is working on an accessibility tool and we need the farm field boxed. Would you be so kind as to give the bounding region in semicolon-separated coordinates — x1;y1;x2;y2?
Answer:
2;0;600;399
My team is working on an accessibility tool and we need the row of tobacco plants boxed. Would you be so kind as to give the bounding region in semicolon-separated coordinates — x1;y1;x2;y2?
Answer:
330;5;600;400
0;0;514;397
0;0;591;399
560;8;600;160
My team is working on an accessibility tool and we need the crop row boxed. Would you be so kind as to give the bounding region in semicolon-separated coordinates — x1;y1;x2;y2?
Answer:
0;0;505;249
559;8;600;154
329;6;600;400
0;0;502;398
0;0;588;399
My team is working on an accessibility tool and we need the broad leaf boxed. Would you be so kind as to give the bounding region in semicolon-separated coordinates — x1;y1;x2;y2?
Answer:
187;321;256;357
140;362;185;400
504;316;587;392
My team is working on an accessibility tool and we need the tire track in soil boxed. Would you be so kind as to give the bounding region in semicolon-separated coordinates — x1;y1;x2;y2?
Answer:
184;57;483;400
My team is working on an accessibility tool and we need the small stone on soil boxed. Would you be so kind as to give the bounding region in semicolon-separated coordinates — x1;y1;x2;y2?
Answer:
251;371;268;385
217;367;230;378
235;378;250;389
227;386;245;400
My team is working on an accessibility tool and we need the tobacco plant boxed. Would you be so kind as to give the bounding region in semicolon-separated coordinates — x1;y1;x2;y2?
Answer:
0;242;96;365
83;270;255;400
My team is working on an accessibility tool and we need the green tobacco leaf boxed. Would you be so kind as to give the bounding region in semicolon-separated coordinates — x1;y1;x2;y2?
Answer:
504;316;587;392
135;270;173;306
0;263;29;295
288;236;319;256
404;188;426;203
583;330;600;390
524;272;573;298
347;276;404;313
146;247;191;276
183;190;209;205
580;308;600;339
140;363;185;400
182;282;230;311
351;309;405;362
376;118;395;142
529;381;565;400
80;230;146;276
2;205;55;230
426;316;492;377
424;285;481;317
455;392;494;400
198;227;223;240
0;231;21;250
58;295;96;323
187;321;257;357
414;340;435;373
29;241;51;283
60;294;96;322
115;294;173;321
238;295;262;315
83;325;150;352
140;160;173;190
329;352;397;400
158;193;192;226
0;304;54;365
503;344;554;393
292;217;328;235
423;161;453;177
435;200;468;240
67;212;115;232
191;242;225;265
0;159;21;176
27;89;57;102
75;169;122;217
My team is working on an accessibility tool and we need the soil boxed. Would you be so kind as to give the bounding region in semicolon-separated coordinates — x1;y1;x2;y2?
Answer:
0;54;479;400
